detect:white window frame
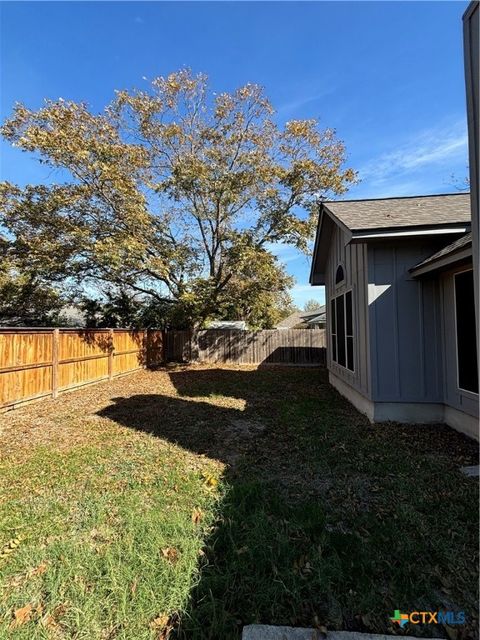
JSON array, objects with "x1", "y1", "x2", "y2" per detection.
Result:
[
  {"x1": 453, "y1": 268, "x2": 479, "y2": 396},
  {"x1": 330, "y1": 288, "x2": 355, "y2": 373}
]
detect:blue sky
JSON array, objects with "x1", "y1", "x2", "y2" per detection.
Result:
[{"x1": 0, "y1": 1, "x2": 470, "y2": 308}]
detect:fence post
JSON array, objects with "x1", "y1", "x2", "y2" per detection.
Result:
[
  {"x1": 108, "y1": 329, "x2": 114, "y2": 380},
  {"x1": 190, "y1": 329, "x2": 199, "y2": 362},
  {"x1": 161, "y1": 329, "x2": 167, "y2": 364},
  {"x1": 52, "y1": 329, "x2": 59, "y2": 399},
  {"x1": 144, "y1": 329, "x2": 149, "y2": 368}
]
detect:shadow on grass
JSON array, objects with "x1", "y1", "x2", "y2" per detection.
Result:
[{"x1": 98, "y1": 367, "x2": 479, "y2": 640}]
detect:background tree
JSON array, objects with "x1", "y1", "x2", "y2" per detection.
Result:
[
  {"x1": 80, "y1": 290, "x2": 183, "y2": 329},
  {"x1": 0, "y1": 70, "x2": 356, "y2": 327},
  {"x1": 275, "y1": 299, "x2": 299, "y2": 323},
  {"x1": 304, "y1": 298, "x2": 323, "y2": 312},
  {"x1": 214, "y1": 248, "x2": 295, "y2": 328},
  {"x1": 0, "y1": 259, "x2": 65, "y2": 327},
  {"x1": 79, "y1": 291, "x2": 143, "y2": 328}
]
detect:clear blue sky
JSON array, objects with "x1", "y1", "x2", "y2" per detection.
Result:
[{"x1": 0, "y1": 1, "x2": 470, "y2": 308}]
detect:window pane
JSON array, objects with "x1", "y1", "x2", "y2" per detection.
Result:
[
  {"x1": 336, "y1": 296, "x2": 346, "y2": 367},
  {"x1": 455, "y1": 270, "x2": 478, "y2": 393},
  {"x1": 331, "y1": 298, "x2": 337, "y2": 363},
  {"x1": 347, "y1": 336, "x2": 354, "y2": 371},
  {"x1": 346, "y1": 291, "x2": 353, "y2": 335},
  {"x1": 335, "y1": 265, "x2": 344, "y2": 284}
]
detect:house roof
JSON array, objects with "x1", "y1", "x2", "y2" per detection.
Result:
[
  {"x1": 322, "y1": 193, "x2": 471, "y2": 232},
  {"x1": 306, "y1": 311, "x2": 326, "y2": 325},
  {"x1": 276, "y1": 307, "x2": 325, "y2": 329},
  {"x1": 310, "y1": 192, "x2": 472, "y2": 285},
  {"x1": 410, "y1": 232, "x2": 473, "y2": 276},
  {"x1": 208, "y1": 320, "x2": 247, "y2": 330}
]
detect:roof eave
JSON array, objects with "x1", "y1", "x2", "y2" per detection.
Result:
[
  {"x1": 463, "y1": 1, "x2": 478, "y2": 21},
  {"x1": 310, "y1": 273, "x2": 326, "y2": 286},
  {"x1": 309, "y1": 205, "x2": 353, "y2": 286},
  {"x1": 349, "y1": 223, "x2": 470, "y2": 242},
  {"x1": 410, "y1": 245, "x2": 473, "y2": 277},
  {"x1": 309, "y1": 207, "x2": 323, "y2": 285}
]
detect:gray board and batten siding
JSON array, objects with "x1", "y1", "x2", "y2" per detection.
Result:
[
  {"x1": 324, "y1": 222, "x2": 371, "y2": 399},
  {"x1": 323, "y1": 224, "x2": 450, "y2": 406},
  {"x1": 367, "y1": 238, "x2": 447, "y2": 405}
]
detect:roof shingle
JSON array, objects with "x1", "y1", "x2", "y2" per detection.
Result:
[{"x1": 323, "y1": 193, "x2": 471, "y2": 231}]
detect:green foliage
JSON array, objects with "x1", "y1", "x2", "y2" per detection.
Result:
[
  {"x1": 0, "y1": 239, "x2": 65, "y2": 326},
  {"x1": 1, "y1": 70, "x2": 356, "y2": 326},
  {"x1": 80, "y1": 291, "x2": 197, "y2": 329},
  {"x1": 80, "y1": 290, "x2": 146, "y2": 329},
  {"x1": 202, "y1": 245, "x2": 296, "y2": 328},
  {"x1": 275, "y1": 300, "x2": 299, "y2": 322}
]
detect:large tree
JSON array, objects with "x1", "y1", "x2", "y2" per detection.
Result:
[{"x1": 0, "y1": 70, "x2": 355, "y2": 326}]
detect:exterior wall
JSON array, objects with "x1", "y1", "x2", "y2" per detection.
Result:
[
  {"x1": 320, "y1": 229, "x2": 478, "y2": 440},
  {"x1": 463, "y1": 2, "x2": 479, "y2": 360},
  {"x1": 325, "y1": 225, "x2": 371, "y2": 398},
  {"x1": 367, "y1": 239, "x2": 446, "y2": 404},
  {"x1": 440, "y1": 265, "x2": 479, "y2": 422}
]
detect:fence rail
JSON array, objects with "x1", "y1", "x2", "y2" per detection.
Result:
[
  {"x1": 0, "y1": 328, "x2": 163, "y2": 410},
  {"x1": 165, "y1": 328, "x2": 326, "y2": 366}
]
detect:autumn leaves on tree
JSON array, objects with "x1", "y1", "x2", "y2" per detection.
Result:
[{"x1": 0, "y1": 70, "x2": 356, "y2": 327}]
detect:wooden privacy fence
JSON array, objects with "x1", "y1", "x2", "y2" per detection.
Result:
[
  {"x1": 0, "y1": 328, "x2": 163, "y2": 410},
  {"x1": 165, "y1": 328, "x2": 326, "y2": 366},
  {"x1": 0, "y1": 327, "x2": 325, "y2": 410}
]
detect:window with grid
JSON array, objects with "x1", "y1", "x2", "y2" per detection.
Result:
[{"x1": 330, "y1": 290, "x2": 354, "y2": 372}]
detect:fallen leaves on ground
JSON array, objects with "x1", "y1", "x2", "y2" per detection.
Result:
[
  {"x1": 202, "y1": 472, "x2": 219, "y2": 490},
  {"x1": 149, "y1": 613, "x2": 175, "y2": 639},
  {"x1": 161, "y1": 547, "x2": 179, "y2": 564},
  {"x1": 191, "y1": 508, "x2": 203, "y2": 525},
  {"x1": 42, "y1": 603, "x2": 67, "y2": 631},
  {"x1": 10, "y1": 603, "x2": 33, "y2": 628},
  {"x1": 0, "y1": 534, "x2": 24, "y2": 563}
]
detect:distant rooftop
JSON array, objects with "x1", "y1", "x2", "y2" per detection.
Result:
[
  {"x1": 208, "y1": 320, "x2": 247, "y2": 330},
  {"x1": 276, "y1": 306, "x2": 326, "y2": 329},
  {"x1": 323, "y1": 193, "x2": 471, "y2": 232}
]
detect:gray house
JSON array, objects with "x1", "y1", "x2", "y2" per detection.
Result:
[{"x1": 309, "y1": 193, "x2": 478, "y2": 440}]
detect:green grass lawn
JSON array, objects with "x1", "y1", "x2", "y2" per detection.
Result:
[{"x1": 0, "y1": 366, "x2": 478, "y2": 639}]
